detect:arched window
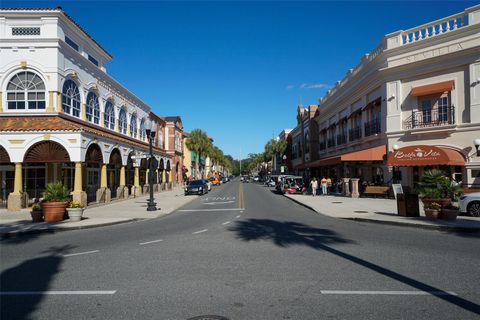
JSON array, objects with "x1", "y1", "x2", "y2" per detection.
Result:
[
  {"x1": 62, "y1": 79, "x2": 81, "y2": 117},
  {"x1": 6, "y1": 71, "x2": 45, "y2": 110},
  {"x1": 139, "y1": 119, "x2": 146, "y2": 140},
  {"x1": 130, "y1": 114, "x2": 137, "y2": 137},
  {"x1": 118, "y1": 109, "x2": 127, "y2": 134},
  {"x1": 86, "y1": 92, "x2": 100, "y2": 124},
  {"x1": 104, "y1": 101, "x2": 115, "y2": 130}
]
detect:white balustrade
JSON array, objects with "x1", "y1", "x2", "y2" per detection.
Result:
[{"x1": 402, "y1": 14, "x2": 468, "y2": 45}]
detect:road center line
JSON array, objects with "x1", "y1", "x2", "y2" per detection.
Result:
[
  {"x1": 139, "y1": 239, "x2": 164, "y2": 245},
  {"x1": 192, "y1": 229, "x2": 208, "y2": 234},
  {"x1": 0, "y1": 290, "x2": 117, "y2": 295},
  {"x1": 178, "y1": 208, "x2": 245, "y2": 212},
  {"x1": 320, "y1": 290, "x2": 458, "y2": 296},
  {"x1": 222, "y1": 221, "x2": 231, "y2": 225},
  {"x1": 62, "y1": 250, "x2": 99, "y2": 257}
]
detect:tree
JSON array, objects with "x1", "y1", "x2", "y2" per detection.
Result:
[
  {"x1": 186, "y1": 129, "x2": 212, "y2": 179},
  {"x1": 264, "y1": 139, "x2": 287, "y2": 162}
]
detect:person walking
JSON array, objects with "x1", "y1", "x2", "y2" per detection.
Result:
[
  {"x1": 326, "y1": 177, "x2": 332, "y2": 194},
  {"x1": 310, "y1": 177, "x2": 318, "y2": 196},
  {"x1": 321, "y1": 176, "x2": 328, "y2": 195}
]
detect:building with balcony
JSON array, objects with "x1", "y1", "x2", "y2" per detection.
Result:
[
  {"x1": 0, "y1": 7, "x2": 184, "y2": 211},
  {"x1": 291, "y1": 4, "x2": 480, "y2": 191}
]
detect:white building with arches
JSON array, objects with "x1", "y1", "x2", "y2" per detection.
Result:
[{"x1": 0, "y1": 7, "x2": 183, "y2": 211}]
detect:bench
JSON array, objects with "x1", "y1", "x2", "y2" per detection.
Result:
[{"x1": 363, "y1": 186, "x2": 391, "y2": 198}]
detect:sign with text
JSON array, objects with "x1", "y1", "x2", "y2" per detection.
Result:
[{"x1": 387, "y1": 145, "x2": 460, "y2": 167}]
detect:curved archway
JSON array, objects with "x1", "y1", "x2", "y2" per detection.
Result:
[
  {"x1": 126, "y1": 152, "x2": 135, "y2": 195},
  {"x1": 165, "y1": 160, "x2": 171, "y2": 184},
  {"x1": 24, "y1": 141, "x2": 70, "y2": 163},
  {"x1": 62, "y1": 79, "x2": 81, "y2": 117},
  {"x1": 108, "y1": 148, "x2": 122, "y2": 198},
  {"x1": 175, "y1": 162, "x2": 180, "y2": 183},
  {"x1": 0, "y1": 145, "x2": 13, "y2": 208},
  {"x1": 85, "y1": 143, "x2": 103, "y2": 203},
  {"x1": 157, "y1": 158, "x2": 165, "y2": 185},
  {"x1": 0, "y1": 145, "x2": 11, "y2": 164}
]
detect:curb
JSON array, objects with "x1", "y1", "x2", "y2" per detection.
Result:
[{"x1": 282, "y1": 194, "x2": 480, "y2": 233}]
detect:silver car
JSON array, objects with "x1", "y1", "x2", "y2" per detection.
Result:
[{"x1": 459, "y1": 192, "x2": 480, "y2": 217}]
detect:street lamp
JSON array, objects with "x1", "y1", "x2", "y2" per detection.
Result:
[
  {"x1": 282, "y1": 154, "x2": 287, "y2": 174},
  {"x1": 392, "y1": 144, "x2": 399, "y2": 184},
  {"x1": 145, "y1": 119, "x2": 157, "y2": 211},
  {"x1": 474, "y1": 139, "x2": 480, "y2": 157}
]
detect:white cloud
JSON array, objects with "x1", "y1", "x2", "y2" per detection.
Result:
[
  {"x1": 307, "y1": 83, "x2": 330, "y2": 89},
  {"x1": 286, "y1": 85, "x2": 295, "y2": 90},
  {"x1": 300, "y1": 83, "x2": 308, "y2": 89}
]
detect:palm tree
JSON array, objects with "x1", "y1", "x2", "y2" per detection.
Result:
[{"x1": 186, "y1": 129, "x2": 212, "y2": 179}]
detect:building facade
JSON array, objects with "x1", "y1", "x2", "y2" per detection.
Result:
[
  {"x1": 289, "y1": 4, "x2": 480, "y2": 192},
  {"x1": 0, "y1": 8, "x2": 183, "y2": 211}
]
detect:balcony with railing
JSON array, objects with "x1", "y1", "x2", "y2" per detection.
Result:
[
  {"x1": 364, "y1": 120, "x2": 381, "y2": 137},
  {"x1": 336, "y1": 133, "x2": 347, "y2": 145},
  {"x1": 327, "y1": 137, "x2": 336, "y2": 148},
  {"x1": 349, "y1": 127, "x2": 362, "y2": 141},
  {"x1": 403, "y1": 106, "x2": 455, "y2": 130}
]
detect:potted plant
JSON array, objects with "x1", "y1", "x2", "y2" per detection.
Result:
[
  {"x1": 41, "y1": 182, "x2": 70, "y2": 223},
  {"x1": 442, "y1": 203, "x2": 459, "y2": 221},
  {"x1": 30, "y1": 203, "x2": 43, "y2": 222},
  {"x1": 416, "y1": 169, "x2": 454, "y2": 208},
  {"x1": 66, "y1": 201, "x2": 85, "y2": 222},
  {"x1": 424, "y1": 202, "x2": 441, "y2": 219}
]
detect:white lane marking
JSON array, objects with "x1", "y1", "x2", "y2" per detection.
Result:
[
  {"x1": 222, "y1": 221, "x2": 231, "y2": 225},
  {"x1": 203, "y1": 201, "x2": 235, "y2": 205},
  {"x1": 236, "y1": 215, "x2": 241, "y2": 218},
  {"x1": 139, "y1": 239, "x2": 164, "y2": 245},
  {"x1": 62, "y1": 250, "x2": 99, "y2": 257},
  {"x1": 178, "y1": 208, "x2": 245, "y2": 212},
  {"x1": 320, "y1": 290, "x2": 458, "y2": 296},
  {"x1": 0, "y1": 290, "x2": 116, "y2": 295},
  {"x1": 240, "y1": 211, "x2": 244, "y2": 213},
  {"x1": 192, "y1": 229, "x2": 208, "y2": 234}
]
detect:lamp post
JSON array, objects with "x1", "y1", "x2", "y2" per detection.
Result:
[
  {"x1": 145, "y1": 119, "x2": 157, "y2": 211},
  {"x1": 392, "y1": 144, "x2": 399, "y2": 184},
  {"x1": 282, "y1": 154, "x2": 287, "y2": 174},
  {"x1": 474, "y1": 139, "x2": 480, "y2": 157}
]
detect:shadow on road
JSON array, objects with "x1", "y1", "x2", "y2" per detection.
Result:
[
  {"x1": 0, "y1": 245, "x2": 74, "y2": 320},
  {"x1": 229, "y1": 218, "x2": 480, "y2": 316}
]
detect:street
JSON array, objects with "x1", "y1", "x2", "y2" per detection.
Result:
[{"x1": 1, "y1": 180, "x2": 479, "y2": 320}]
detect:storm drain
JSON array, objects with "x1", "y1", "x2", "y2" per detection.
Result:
[
  {"x1": 354, "y1": 210, "x2": 369, "y2": 213},
  {"x1": 187, "y1": 316, "x2": 230, "y2": 320}
]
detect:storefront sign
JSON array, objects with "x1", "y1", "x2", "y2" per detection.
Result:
[{"x1": 387, "y1": 145, "x2": 463, "y2": 167}]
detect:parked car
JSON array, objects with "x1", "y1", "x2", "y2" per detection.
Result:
[
  {"x1": 202, "y1": 179, "x2": 212, "y2": 191},
  {"x1": 253, "y1": 176, "x2": 260, "y2": 182},
  {"x1": 281, "y1": 176, "x2": 307, "y2": 194},
  {"x1": 185, "y1": 180, "x2": 208, "y2": 195},
  {"x1": 459, "y1": 192, "x2": 480, "y2": 217}
]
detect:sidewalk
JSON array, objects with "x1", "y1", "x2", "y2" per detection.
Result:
[
  {"x1": 0, "y1": 188, "x2": 197, "y2": 237},
  {"x1": 284, "y1": 194, "x2": 480, "y2": 232}
]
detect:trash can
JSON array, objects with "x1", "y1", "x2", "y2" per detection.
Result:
[{"x1": 397, "y1": 193, "x2": 419, "y2": 217}]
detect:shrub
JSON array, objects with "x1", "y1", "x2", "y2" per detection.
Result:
[
  {"x1": 68, "y1": 201, "x2": 84, "y2": 209},
  {"x1": 416, "y1": 169, "x2": 462, "y2": 200},
  {"x1": 31, "y1": 203, "x2": 42, "y2": 211},
  {"x1": 424, "y1": 202, "x2": 441, "y2": 210},
  {"x1": 42, "y1": 182, "x2": 70, "y2": 203}
]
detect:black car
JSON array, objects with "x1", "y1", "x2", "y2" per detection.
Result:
[{"x1": 185, "y1": 180, "x2": 208, "y2": 195}]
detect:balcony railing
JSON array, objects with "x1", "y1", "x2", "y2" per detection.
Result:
[
  {"x1": 319, "y1": 141, "x2": 326, "y2": 151},
  {"x1": 403, "y1": 106, "x2": 455, "y2": 130},
  {"x1": 336, "y1": 133, "x2": 347, "y2": 145},
  {"x1": 327, "y1": 137, "x2": 336, "y2": 148},
  {"x1": 364, "y1": 120, "x2": 381, "y2": 137},
  {"x1": 349, "y1": 127, "x2": 362, "y2": 141}
]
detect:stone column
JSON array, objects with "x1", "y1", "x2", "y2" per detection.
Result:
[
  {"x1": 72, "y1": 162, "x2": 87, "y2": 207},
  {"x1": 351, "y1": 178, "x2": 360, "y2": 198},
  {"x1": 8, "y1": 163, "x2": 24, "y2": 211},
  {"x1": 97, "y1": 163, "x2": 111, "y2": 203},
  {"x1": 133, "y1": 167, "x2": 140, "y2": 197},
  {"x1": 162, "y1": 170, "x2": 167, "y2": 190},
  {"x1": 117, "y1": 165, "x2": 126, "y2": 199},
  {"x1": 343, "y1": 178, "x2": 351, "y2": 197},
  {"x1": 100, "y1": 112, "x2": 105, "y2": 128},
  {"x1": 81, "y1": 103, "x2": 87, "y2": 121}
]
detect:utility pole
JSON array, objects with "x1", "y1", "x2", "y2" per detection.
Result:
[{"x1": 239, "y1": 147, "x2": 242, "y2": 176}]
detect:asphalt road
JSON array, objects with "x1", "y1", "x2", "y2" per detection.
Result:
[{"x1": 1, "y1": 180, "x2": 480, "y2": 320}]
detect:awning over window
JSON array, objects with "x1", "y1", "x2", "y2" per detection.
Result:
[
  {"x1": 410, "y1": 80, "x2": 454, "y2": 97},
  {"x1": 296, "y1": 145, "x2": 386, "y2": 169},
  {"x1": 387, "y1": 145, "x2": 465, "y2": 167}
]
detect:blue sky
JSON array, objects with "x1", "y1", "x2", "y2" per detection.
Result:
[{"x1": 5, "y1": 1, "x2": 477, "y2": 159}]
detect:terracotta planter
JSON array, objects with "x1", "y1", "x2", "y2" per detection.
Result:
[
  {"x1": 30, "y1": 210, "x2": 43, "y2": 223},
  {"x1": 421, "y1": 198, "x2": 452, "y2": 208},
  {"x1": 441, "y1": 208, "x2": 459, "y2": 221},
  {"x1": 42, "y1": 202, "x2": 67, "y2": 223},
  {"x1": 424, "y1": 209, "x2": 440, "y2": 220}
]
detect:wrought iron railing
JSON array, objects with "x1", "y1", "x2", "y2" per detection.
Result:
[
  {"x1": 349, "y1": 127, "x2": 362, "y2": 141},
  {"x1": 336, "y1": 133, "x2": 347, "y2": 145},
  {"x1": 327, "y1": 137, "x2": 336, "y2": 148},
  {"x1": 364, "y1": 120, "x2": 381, "y2": 136},
  {"x1": 403, "y1": 106, "x2": 455, "y2": 129}
]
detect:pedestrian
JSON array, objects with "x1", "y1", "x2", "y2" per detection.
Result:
[
  {"x1": 321, "y1": 177, "x2": 328, "y2": 195},
  {"x1": 310, "y1": 177, "x2": 318, "y2": 196},
  {"x1": 326, "y1": 176, "x2": 332, "y2": 194}
]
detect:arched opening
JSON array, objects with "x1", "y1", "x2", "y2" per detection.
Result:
[
  {"x1": 62, "y1": 79, "x2": 81, "y2": 117},
  {"x1": 108, "y1": 148, "x2": 122, "y2": 198},
  {"x1": 23, "y1": 141, "x2": 72, "y2": 202},
  {"x1": 126, "y1": 153, "x2": 135, "y2": 195},
  {"x1": 140, "y1": 158, "x2": 148, "y2": 188},
  {"x1": 158, "y1": 158, "x2": 165, "y2": 184},
  {"x1": 6, "y1": 70, "x2": 46, "y2": 110},
  {"x1": 85, "y1": 143, "x2": 103, "y2": 203},
  {"x1": 0, "y1": 145, "x2": 14, "y2": 208},
  {"x1": 175, "y1": 162, "x2": 180, "y2": 183},
  {"x1": 165, "y1": 160, "x2": 171, "y2": 183}
]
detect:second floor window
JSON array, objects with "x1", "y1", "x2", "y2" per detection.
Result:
[
  {"x1": 62, "y1": 80, "x2": 81, "y2": 117},
  {"x1": 104, "y1": 101, "x2": 115, "y2": 130},
  {"x1": 421, "y1": 99, "x2": 432, "y2": 124},
  {"x1": 86, "y1": 92, "x2": 100, "y2": 124},
  {"x1": 438, "y1": 96, "x2": 448, "y2": 123},
  {"x1": 140, "y1": 119, "x2": 146, "y2": 140},
  {"x1": 118, "y1": 109, "x2": 127, "y2": 134},
  {"x1": 6, "y1": 71, "x2": 45, "y2": 110},
  {"x1": 130, "y1": 115, "x2": 137, "y2": 137}
]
